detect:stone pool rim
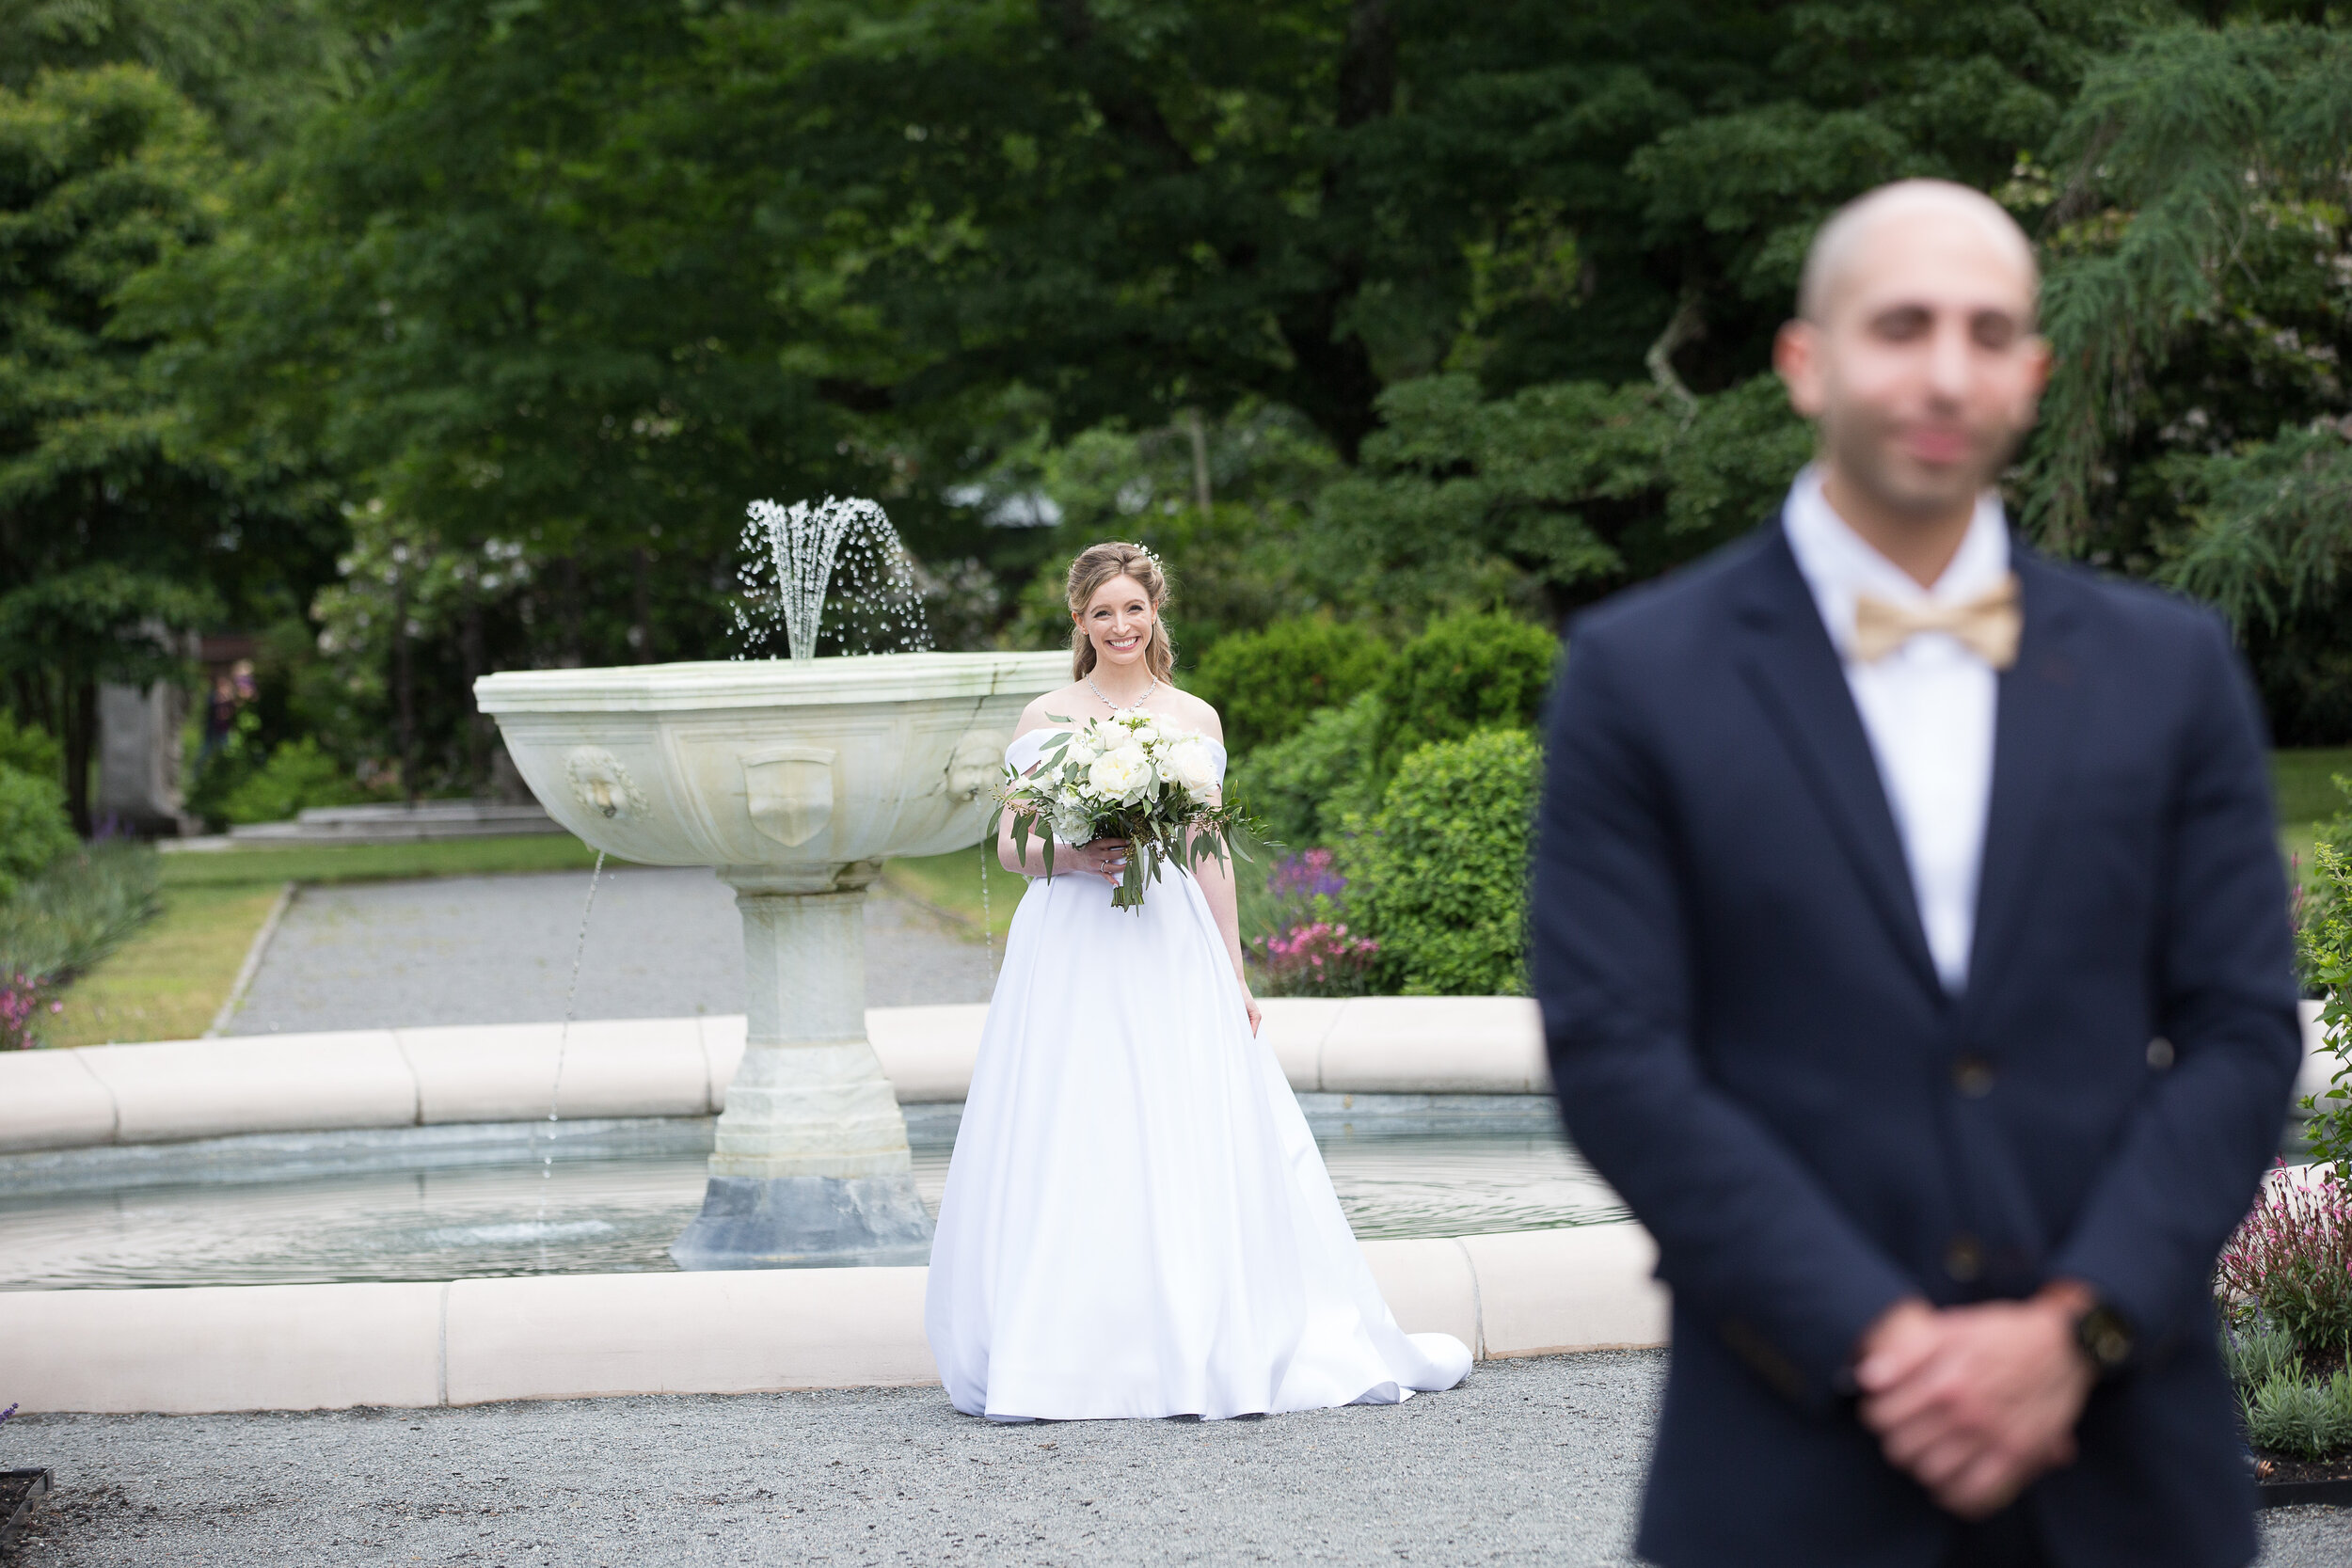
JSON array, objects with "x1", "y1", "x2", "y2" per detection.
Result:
[
  {"x1": 0, "y1": 1225, "x2": 1670, "y2": 1415},
  {"x1": 0, "y1": 996, "x2": 1559, "y2": 1157}
]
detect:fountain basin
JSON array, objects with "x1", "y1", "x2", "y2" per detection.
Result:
[{"x1": 475, "y1": 653, "x2": 1066, "y2": 888}]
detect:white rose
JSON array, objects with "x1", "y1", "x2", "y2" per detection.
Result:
[
  {"x1": 1065, "y1": 740, "x2": 1099, "y2": 767},
  {"x1": 1166, "y1": 736, "x2": 1220, "y2": 795},
  {"x1": 1089, "y1": 747, "x2": 1152, "y2": 802},
  {"x1": 1129, "y1": 720, "x2": 1161, "y2": 746}
]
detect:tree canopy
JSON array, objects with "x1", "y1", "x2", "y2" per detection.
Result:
[{"x1": 5, "y1": 0, "x2": 2350, "y2": 800}]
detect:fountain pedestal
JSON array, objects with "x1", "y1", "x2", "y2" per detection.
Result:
[{"x1": 672, "y1": 865, "x2": 933, "y2": 1268}]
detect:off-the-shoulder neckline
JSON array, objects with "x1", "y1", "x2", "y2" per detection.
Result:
[{"x1": 1007, "y1": 727, "x2": 1226, "y2": 752}]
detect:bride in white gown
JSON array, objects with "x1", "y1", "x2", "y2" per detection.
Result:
[{"x1": 925, "y1": 541, "x2": 1471, "y2": 1422}]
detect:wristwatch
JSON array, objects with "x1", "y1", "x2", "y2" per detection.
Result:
[{"x1": 2073, "y1": 1299, "x2": 2135, "y2": 1375}]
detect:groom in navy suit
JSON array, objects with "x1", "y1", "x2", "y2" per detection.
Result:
[{"x1": 1532, "y1": 180, "x2": 2301, "y2": 1566}]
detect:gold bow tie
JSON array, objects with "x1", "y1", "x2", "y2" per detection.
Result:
[{"x1": 1851, "y1": 574, "x2": 2022, "y2": 669}]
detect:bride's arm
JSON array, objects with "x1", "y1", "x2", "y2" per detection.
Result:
[
  {"x1": 1177, "y1": 695, "x2": 1260, "y2": 1034},
  {"x1": 1190, "y1": 803, "x2": 1262, "y2": 1037}
]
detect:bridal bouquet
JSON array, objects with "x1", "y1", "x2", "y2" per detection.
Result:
[{"x1": 991, "y1": 713, "x2": 1253, "y2": 911}]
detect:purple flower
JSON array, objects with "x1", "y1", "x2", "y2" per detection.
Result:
[{"x1": 1269, "y1": 849, "x2": 1346, "y2": 901}]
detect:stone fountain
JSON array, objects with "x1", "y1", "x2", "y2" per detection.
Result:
[{"x1": 474, "y1": 501, "x2": 1062, "y2": 1268}]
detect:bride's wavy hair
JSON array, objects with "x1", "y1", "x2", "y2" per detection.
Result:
[{"x1": 1066, "y1": 542, "x2": 1176, "y2": 683}]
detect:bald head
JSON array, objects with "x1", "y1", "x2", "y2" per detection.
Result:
[
  {"x1": 1773, "y1": 178, "x2": 2052, "y2": 579},
  {"x1": 1798, "y1": 180, "x2": 2040, "y2": 327}
]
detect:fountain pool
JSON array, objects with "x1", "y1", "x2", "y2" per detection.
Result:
[{"x1": 0, "y1": 1099, "x2": 1628, "y2": 1291}]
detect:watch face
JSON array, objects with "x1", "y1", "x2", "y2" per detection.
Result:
[{"x1": 2079, "y1": 1306, "x2": 2133, "y2": 1369}]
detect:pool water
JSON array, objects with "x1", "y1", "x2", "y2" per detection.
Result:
[{"x1": 0, "y1": 1099, "x2": 1628, "y2": 1291}]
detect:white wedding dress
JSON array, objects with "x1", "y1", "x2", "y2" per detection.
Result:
[{"x1": 924, "y1": 728, "x2": 1471, "y2": 1421}]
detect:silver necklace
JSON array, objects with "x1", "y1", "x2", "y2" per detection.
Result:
[{"x1": 1086, "y1": 671, "x2": 1157, "y2": 712}]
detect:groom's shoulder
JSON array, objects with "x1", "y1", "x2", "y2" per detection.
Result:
[{"x1": 2021, "y1": 550, "x2": 2235, "y2": 666}]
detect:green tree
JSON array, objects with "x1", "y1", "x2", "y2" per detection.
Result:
[
  {"x1": 0, "y1": 66, "x2": 238, "y2": 829},
  {"x1": 2017, "y1": 21, "x2": 2352, "y2": 742},
  {"x1": 0, "y1": 565, "x2": 213, "y2": 831},
  {"x1": 1314, "y1": 372, "x2": 1810, "y2": 622},
  {"x1": 719, "y1": 1, "x2": 2143, "y2": 454},
  {"x1": 981, "y1": 400, "x2": 1343, "y2": 663},
  {"x1": 0, "y1": 0, "x2": 361, "y2": 157},
  {"x1": 156, "y1": 0, "x2": 886, "y2": 730}
]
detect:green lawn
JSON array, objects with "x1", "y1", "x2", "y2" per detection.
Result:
[
  {"x1": 882, "y1": 845, "x2": 1015, "y2": 942},
  {"x1": 44, "y1": 881, "x2": 286, "y2": 1047},
  {"x1": 2271, "y1": 750, "x2": 2348, "y2": 898},
  {"x1": 2274, "y1": 748, "x2": 2352, "y2": 829},
  {"x1": 158, "y1": 832, "x2": 611, "y2": 891}
]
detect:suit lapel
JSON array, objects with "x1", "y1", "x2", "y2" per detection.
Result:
[
  {"x1": 1731, "y1": 524, "x2": 1946, "y2": 1002},
  {"x1": 1962, "y1": 550, "x2": 2090, "y2": 1013}
]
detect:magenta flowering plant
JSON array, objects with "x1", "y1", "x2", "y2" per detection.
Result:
[
  {"x1": 1, "y1": 972, "x2": 58, "y2": 1051},
  {"x1": 2217, "y1": 1164, "x2": 2352, "y2": 1366},
  {"x1": 1249, "y1": 848, "x2": 1387, "y2": 996},
  {"x1": 1253, "y1": 920, "x2": 1380, "y2": 998}
]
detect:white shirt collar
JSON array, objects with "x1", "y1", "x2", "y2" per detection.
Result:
[{"x1": 1781, "y1": 464, "x2": 2011, "y2": 660}]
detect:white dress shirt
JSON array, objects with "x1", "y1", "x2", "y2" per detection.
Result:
[{"x1": 1781, "y1": 465, "x2": 2009, "y2": 993}]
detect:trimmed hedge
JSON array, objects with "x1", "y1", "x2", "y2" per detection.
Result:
[
  {"x1": 1373, "y1": 611, "x2": 1556, "y2": 778},
  {"x1": 1345, "y1": 727, "x2": 1540, "y2": 995},
  {"x1": 220, "y1": 736, "x2": 368, "y2": 825},
  {"x1": 1187, "y1": 616, "x2": 1391, "y2": 754},
  {"x1": 0, "y1": 764, "x2": 76, "y2": 902},
  {"x1": 0, "y1": 713, "x2": 60, "y2": 784},
  {"x1": 1228, "y1": 690, "x2": 1383, "y2": 850}
]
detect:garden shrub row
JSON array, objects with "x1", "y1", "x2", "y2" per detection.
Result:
[
  {"x1": 1343, "y1": 727, "x2": 1542, "y2": 996},
  {"x1": 0, "y1": 764, "x2": 75, "y2": 903},
  {"x1": 1188, "y1": 618, "x2": 1390, "y2": 756},
  {"x1": 1221, "y1": 609, "x2": 1556, "y2": 998},
  {"x1": 0, "y1": 713, "x2": 165, "y2": 1046},
  {"x1": 2217, "y1": 840, "x2": 2352, "y2": 1467}
]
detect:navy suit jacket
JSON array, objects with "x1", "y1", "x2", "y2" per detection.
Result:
[{"x1": 1530, "y1": 518, "x2": 2301, "y2": 1567}]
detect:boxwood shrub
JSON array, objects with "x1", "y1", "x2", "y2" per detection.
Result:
[
  {"x1": 0, "y1": 764, "x2": 75, "y2": 902},
  {"x1": 1187, "y1": 617, "x2": 1391, "y2": 754},
  {"x1": 1344, "y1": 727, "x2": 1540, "y2": 995},
  {"x1": 1373, "y1": 612, "x2": 1556, "y2": 779},
  {"x1": 220, "y1": 736, "x2": 369, "y2": 826},
  {"x1": 1227, "y1": 690, "x2": 1382, "y2": 850}
]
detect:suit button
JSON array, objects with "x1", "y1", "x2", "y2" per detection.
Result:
[
  {"x1": 1945, "y1": 1234, "x2": 1984, "y2": 1283},
  {"x1": 2147, "y1": 1037, "x2": 2175, "y2": 1070},
  {"x1": 1951, "y1": 1054, "x2": 1995, "y2": 1098}
]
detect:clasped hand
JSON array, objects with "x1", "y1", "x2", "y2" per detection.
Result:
[
  {"x1": 1061, "y1": 835, "x2": 1131, "y2": 885},
  {"x1": 1851, "y1": 1286, "x2": 2096, "y2": 1518}
]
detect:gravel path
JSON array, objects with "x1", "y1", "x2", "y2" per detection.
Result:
[
  {"x1": 221, "y1": 867, "x2": 993, "y2": 1035},
  {"x1": 0, "y1": 1353, "x2": 2342, "y2": 1566}
]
